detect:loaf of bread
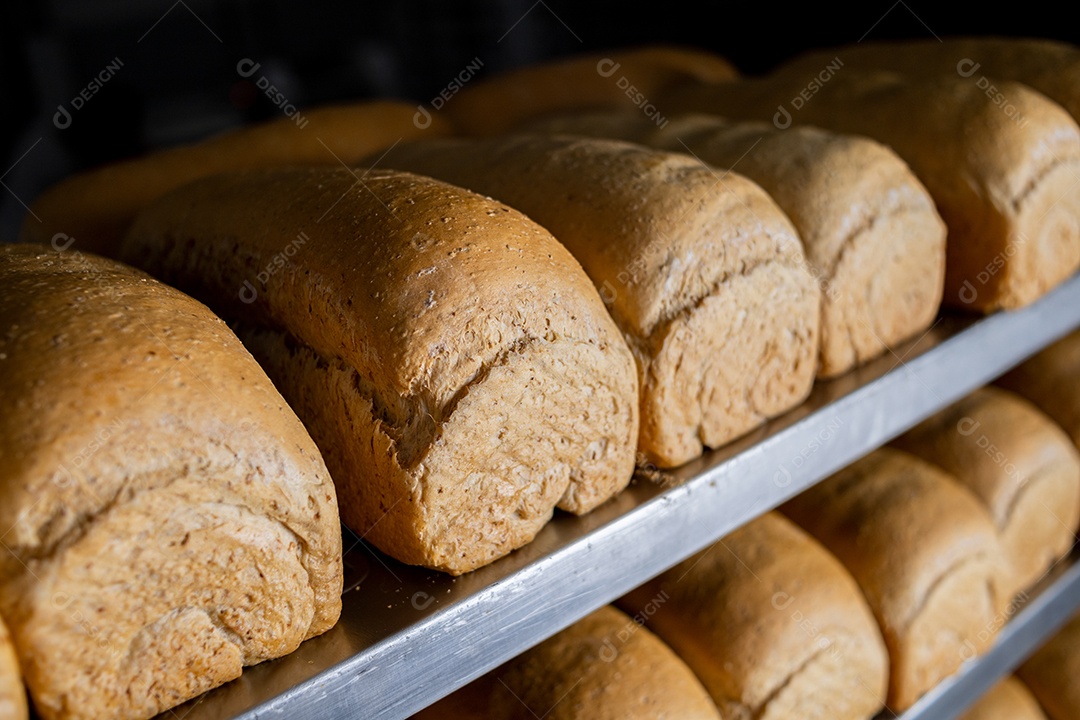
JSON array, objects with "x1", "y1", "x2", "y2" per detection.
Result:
[
  {"x1": 120, "y1": 167, "x2": 639, "y2": 574},
  {"x1": 662, "y1": 71, "x2": 1080, "y2": 311},
  {"x1": 998, "y1": 329, "x2": 1080, "y2": 449},
  {"x1": 894, "y1": 387, "x2": 1080, "y2": 598},
  {"x1": 376, "y1": 134, "x2": 820, "y2": 467},
  {"x1": 0, "y1": 244, "x2": 343, "y2": 720},
  {"x1": 19, "y1": 100, "x2": 452, "y2": 256},
  {"x1": 781, "y1": 448, "x2": 1012, "y2": 710},
  {"x1": 959, "y1": 676, "x2": 1048, "y2": 720},
  {"x1": 412, "y1": 605, "x2": 722, "y2": 719},
  {"x1": 526, "y1": 112, "x2": 946, "y2": 378},
  {"x1": 779, "y1": 37, "x2": 1080, "y2": 124},
  {"x1": 1017, "y1": 612, "x2": 1080, "y2": 720},
  {"x1": 0, "y1": 615, "x2": 26, "y2": 720},
  {"x1": 446, "y1": 45, "x2": 736, "y2": 136},
  {"x1": 618, "y1": 511, "x2": 888, "y2": 719}
]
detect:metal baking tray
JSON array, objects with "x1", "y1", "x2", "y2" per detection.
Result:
[{"x1": 169, "y1": 273, "x2": 1080, "y2": 720}]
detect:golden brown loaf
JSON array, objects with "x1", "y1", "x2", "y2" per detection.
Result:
[
  {"x1": 377, "y1": 134, "x2": 820, "y2": 467},
  {"x1": 998, "y1": 329, "x2": 1080, "y2": 450},
  {"x1": 1017, "y1": 612, "x2": 1080, "y2": 720},
  {"x1": 781, "y1": 448, "x2": 1012, "y2": 711},
  {"x1": 446, "y1": 45, "x2": 737, "y2": 135},
  {"x1": 780, "y1": 37, "x2": 1080, "y2": 124},
  {"x1": 662, "y1": 71, "x2": 1080, "y2": 311},
  {"x1": 958, "y1": 676, "x2": 1048, "y2": 720},
  {"x1": 619, "y1": 512, "x2": 889, "y2": 720},
  {"x1": 413, "y1": 606, "x2": 722, "y2": 719},
  {"x1": 894, "y1": 387, "x2": 1080, "y2": 598},
  {"x1": 0, "y1": 244, "x2": 343, "y2": 720},
  {"x1": 0, "y1": 615, "x2": 26, "y2": 720},
  {"x1": 20, "y1": 100, "x2": 452, "y2": 256},
  {"x1": 120, "y1": 167, "x2": 639, "y2": 574},
  {"x1": 526, "y1": 111, "x2": 946, "y2": 378}
]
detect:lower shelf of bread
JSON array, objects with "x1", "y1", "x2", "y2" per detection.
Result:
[
  {"x1": 167, "y1": 274, "x2": 1080, "y2": 720},
  {"x1": 881, "y1": 547, "x2": 1080, "y2": 720}
]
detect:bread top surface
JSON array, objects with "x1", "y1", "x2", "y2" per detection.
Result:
[
  {"x1": 622, "y1": 511, "x2": 888, "y2": 717},
  {"x1": 1018, "y1": 612, "x2": 1080, "y2": 720},
  {"x1": 959, "y1": 676, "x2": 1048, "y2": 720},
  {"x1": 0, "y1": 244, "x2": 341, "y2": 584},
  {"x1": 120, "y1": 166, "x2": 635, "y2": 468},
  {"x1": 781, "y1": 447, "x2": 1008, "y2": 631},
  {"x1": 896, "y1": 387, "x2": 1080, "y2": 523},
  {"x1": 661, "y1": 69, "x2": 1080, "y2": 212},
  {"x1": 780, "y1": 36, "x2": 1080, "y2": 120},
  {"x1": 20, "y1": 100, "x2": 453, "y2": 255},
  {"x1": 447, "y1": 45, "x2": 737, "y2": 135},
  {"x1": 489, "y1": 605, "x2": 721, "y2": 720},
  {"x1": 998, "y1": 329, "x2": 1080, "y2": 448},
  {"x1": 378, "y1": 133, "x2": 807, "y2": 341},
  {"x1": 528, "y1": 111, "x2": 940, "y2": 276}
]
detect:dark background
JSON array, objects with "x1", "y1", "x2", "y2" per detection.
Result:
[{"x1": 3, "y1": 0, "x2": 1079, "y2": 239}]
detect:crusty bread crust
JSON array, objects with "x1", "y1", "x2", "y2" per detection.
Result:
[
  {"x1": 895, "y1": 387, "x2": 1080, "y2": 598},
  {"x1": 377, "y1": 134, "x2": 820, "y2": 466},
  {"x1": 1018, "y1": 613, "x2": 1080, "y2": 720},
  {"x1": 526, "y1": 112, "x2": 946, "y2": 378},
  {"x1": 781, "y1": 37, "x2": 1080, "y2": 125},
  {"x1": 959, "y1": 676, "x2": 1048, "y2": 720},
  {"x1": 619, "y1": 512, "x2": 888, "y2": 720},
  {"x1": 0, "y1": 245, "x2": 342, "y2": 720},
  {"x1": 782, "y1": 448, "x2": 1012, "y2": 710},
  {"x1": 447, "y1": 45, "x2": 737, "y2": 136},
  {"x1": 120, "y1": 167, "x2": 639, "y2": 574},
  {"x1": 663, "y1": 71, "x2": 1080, "y2": 311},
  {"x1": 414, "y1": 606, "x2": 723, "y2": 719},
  {"x1": 998, "y1": 329, "x2": 1080, "y2": 451}
]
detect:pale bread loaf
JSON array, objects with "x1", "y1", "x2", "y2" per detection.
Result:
[
  {"x1": 894, "y1": 387, "x2": 1080, "y2": 598},
  {"x1": 120, "y1": 167, "x2": 639, "y2": 574},
  {"x1": 377, "y1": 134, "x2": 820, "y2": 467},
  {"x1": 412, "y1": 606, "x2": 722, "y2": 719},
  {"x1": 526, "y1": 111, "x2": 946, "y2": 377},
  {"x1": 781, "y1": 448, "x2": 1013, "y2": 710},
  {"x1": 446, "y1": 45, "x2": 736, "y2": 136},
  {"x1": 1017, "y1": 612, "x2": 1080, "y2": 720},
  {"x1": 20, "y1": 101, "x2": 452, "y2": 256},
  {"x1": 959, "y1": 676, "x2": 1048, "y2": 720},
  {"x1": 780, "y1": 37, "x2": 1080, "y2": 124},
  {"x1": 0, "y1": 615, "x2": 26, "y2": 720},
  {"x1": 998, "y1": 329, "x2": 1080, "y2": 450},
  {"x1": 619, "y1": 512, "x2": 889, "y2": 720},
  {"x1": 662, "y1": 71, "x2": 1080, "y2": 311},
  {"x1": 0, "y1": 244, "x2": 342, "y2": 720}
]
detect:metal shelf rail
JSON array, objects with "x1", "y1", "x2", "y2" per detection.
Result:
[{"x1": 172, "y1": 274, "x2": 1080, "y2": 720}]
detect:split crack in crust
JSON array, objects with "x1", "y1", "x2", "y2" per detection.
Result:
[{"x1": 119, "y1": 167, "x2": 639, "y2": 574}]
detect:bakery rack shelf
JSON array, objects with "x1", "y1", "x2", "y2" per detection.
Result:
[{"x1": 173, "y1": 273, "x2": 1080, "y2": 720}]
